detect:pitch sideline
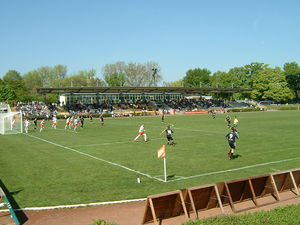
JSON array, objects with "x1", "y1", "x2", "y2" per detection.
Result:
[
  {"x1": 24, "y1": 133, "x2": 164, "y2": 182},
  {"x1": 171, "y1": 155, "x2": 300, "y2": 182}
]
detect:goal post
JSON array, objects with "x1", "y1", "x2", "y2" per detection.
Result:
[{"x1": 0, "y1": 103, "x2": 23, "y2": 135}]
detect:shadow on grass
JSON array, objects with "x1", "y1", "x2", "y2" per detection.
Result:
[
  {"x1": 232, "y1": 154, "x2": 242, "y2": 159},
  {"x1": 167, "y1": 174, "x2": 176, "y2": 180},
  {"x1": 0, "y1": 179, "x2": 28, "y2": 225}
]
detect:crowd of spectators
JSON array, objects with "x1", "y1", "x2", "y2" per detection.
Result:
[
  {"x1": 15, "y1": 97, "x2": 248, "y2": 117},
  {"x1": 15, "y1": 101, "x2": 58, "y2": 118},
  {"x1": 64, "y1": 98, "x2": 231, "y2": 113},
  {"x1": 156, "y1": 98, "x2": 230, "y2": 111}
]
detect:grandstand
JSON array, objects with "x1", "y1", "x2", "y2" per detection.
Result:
[{"x1": 35, "y1": 86, "x2": 252, "y2": 116}]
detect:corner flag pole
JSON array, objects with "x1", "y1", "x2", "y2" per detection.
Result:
[
  {"x1": 163, "y1": 156, "x2": 167, "y2": 182},
  {"x1": 157, "y1": 144, "x2": 167, "y2": 182}
]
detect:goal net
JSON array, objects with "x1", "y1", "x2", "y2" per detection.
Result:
[{"x1": 0, "y1": 103, "x2": 22, "y2": 135}]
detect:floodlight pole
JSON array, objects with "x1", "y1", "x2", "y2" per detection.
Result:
[{"x1": 164, "y1": 157, "x2": 167, "y2": 182}]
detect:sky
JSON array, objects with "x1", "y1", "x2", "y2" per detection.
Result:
[{"x1": 1, "y1": 0, "x2": 300, "y2": 82}]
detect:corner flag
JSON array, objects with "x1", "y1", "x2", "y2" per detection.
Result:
[{"x1": 157, "y1": 145, "x2": 166, "y2": 159}]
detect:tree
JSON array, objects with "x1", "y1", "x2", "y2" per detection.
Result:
[
  {"x1": 24, "y1": 65, "x2": 68, "y2": 88},
  {"x1": 61, "y1": 69, "x2": 105, "y2": 87},
  {"x1": 104, "y1": 73, "x2": 126, "y2": 86},
  {"x1": 243, "y1": 62, "x2": 269, "y2": 88},
  {"x1": 144, "y1": 61, "x2": 162, "y2": 87},
  {"x1": 211, "y1": 71, "x2": 234, "y2": 88},
  {"x1": 251, "y1": 67, "x2": 295, "y2": 102},
  {"x1": 2, "y1": 70, "x2": 29, "y2": 101},
  {"x1": 3, "y1": 70, "x2": 22, "y2": 83},
  {"x1": 2, "y1": 70, "x2": 25, "y2": 90},
  {"x1": 183, "y1": 68, "x2": 211, "y2": 87},
  {"x1": 163, "y1": 79, "x2": 183, "y2": 87},
  {"x1": 50, "y1": 65, "x2": 67, "y2": 87},
  {"x1": 23, "y1": 71, "x2": 43, "y2": 95},
  {"x1": 102, "y1": 61, "x2": 162, "y2": 87},
  {"x1": 283, "y1": 62, "x2": 300, "y2": 100},
  {"x1": 0, "y1": 84, "x2": 17, "y2": 103},
  {"x1": 210, "y1": 71, "x2": 234, "y2": 99}
]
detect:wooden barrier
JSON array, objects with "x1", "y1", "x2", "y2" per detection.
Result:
[
  {"x1": 291, "y1": 168, "x2": 300, "y2": 191},
  {"x1": 271, "y1": 169, "x2": 300, "y2": 197},
  {"x1": 186, "y1": 183, "x2": 224, "y2": 218},
  {"x1": 142, "y1": 190, "x2": 188, "y2": 225},
  {"x1": 142, "y1": 168, "x2": 300, "y2": 224}
]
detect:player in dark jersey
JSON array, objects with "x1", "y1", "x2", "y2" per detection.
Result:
[
  {"x1": 225, "y1": 127, "x2": 239, "y2": 160},
  {"x1": 80, "y1": 116, "x2": 84, "y2": 128},
  {"x1": 33, "y1": 118, "x2": 38, "y2": 130},
  {"x1": 225, "y1": 115, "x2": 231, "y2": 128},
  {"x1": 160, "y1": 125, "x2": 175, "y2": 146},
  {"x1": 161, "y1": 110, "x2": 165, "y2": 123},
  {"x1": 100, "y1": 114, "x2": 104, "y2": 126}
]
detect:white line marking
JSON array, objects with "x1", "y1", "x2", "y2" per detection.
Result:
[
  {"x1": 169, "y1": 156, "x2": 300, "y2": 182},
  {"x1": 69, "y1": 137, "x2": 165, "y2": 148},
  {"x1": 24, "y1": 133, "x2": 164, "y2": 182},
  {"x1": 0, "y1": 198, "x2": 146, "y2": 212},
  {"x1": 69, "y1": 134, "x2": 200, "y2": 148},
  {"x1": 148, "y1": 124, "x2": 221, "y2": 134}
]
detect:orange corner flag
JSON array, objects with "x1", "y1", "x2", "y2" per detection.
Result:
[{"x1": 157, "y1": 145, "x2": 166, "y2": 159}]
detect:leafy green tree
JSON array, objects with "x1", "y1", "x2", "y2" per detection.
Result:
[
  {"x1": 211, "y1": 71, "x2": 235, "y2": 88},
  {"x1": 243, "y1": 62, "x2": 269, "y2": 87},
  {"x1": 283, "y1": 62, "x2": 300, "y2": 100},
  {"x1": 104, "y1": 73, "x2": 125, "y2": 86},
  {"x1": 61, "y1": 70, "x2": 105, "y2": 87},
  {"x1": 103, "y1": 61, "x2": 126, "y2": 86},
  {"x1": 3, "y1": 70, "x2": 22, "y2": 82},
  {"x1": 24, "y1": 65, "x2": 68, "y2": 88},
  {"x1": 50, "y1": 65, "x2": 67, "y2": 87},
  {"x1": 183, "y1": 68, "x2": 211, "y2": 87},
  {"x1": 0, "y1": 84, "x2": 17, "y2": 103},
  {"x1": 251, "y1": 67, "x2": 295, "y2": 102},
  {"x1": 23, "y1": 71, "x2": 43, "y2": 95},
  {"x1": 2, "y1": 70, "x2": 29, "y2": 101},
  {"x1": 163, "y1": 79, "x2": 183, "y2": 87}
]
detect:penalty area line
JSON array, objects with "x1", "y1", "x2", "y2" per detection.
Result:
[
  {"x1": 170, "y1": 156, "x2": 300, "y2": 182},
  {"x1": 24, "y1": 133, "x2": 164, "y2": 182}
]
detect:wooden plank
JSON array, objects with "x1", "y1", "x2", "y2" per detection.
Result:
[
  {"x1": 290, "y1": 171, "x2": 300, "y2": 195},
  {"x1": 214, "y1": 184, "x2": 224, "y2": 214},
  {"x1": 187, "y1": 189, "x2": 198, "y2": 218},
  {"x1": 149, "y1": 198, "x2": 159, "y2": 225},
  {"x1": 179, "y1": 190, "x2": 189, "y2": 220},
  {"x1": 270, "y1": 175, "x2": 281, "y2": 201},
  {"x1": 248, "y1": 179, "x2": 258, "y2": 206},
  {"x1": 224, "y1": 182, "x2": 236, "y2": 212}
]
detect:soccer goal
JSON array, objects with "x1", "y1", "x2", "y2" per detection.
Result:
[{"x1": 0, "y1": 103, "x2": 22, "y2": 135}]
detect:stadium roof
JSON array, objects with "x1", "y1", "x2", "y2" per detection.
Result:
[{"x1": 37, "y1": 87, "x2": 252, "y2": 95}]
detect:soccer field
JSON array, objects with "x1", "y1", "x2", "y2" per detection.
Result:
[{"x1": 0, "y1": 110, "x2": 299, "y2": 208}]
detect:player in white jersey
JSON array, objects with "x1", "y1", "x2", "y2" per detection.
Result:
[
  {"x1": 133, "y1": 124, "x2": 147, "y2": 142},
  {"x1": 65, "y1": 117, "x2": 70, "y2": 129},
  {"x1": 52, "y1": 116, "x2": 58, "y2": 129},
  {"x1": 70, "y1": 116, "x2": 74, "y2": 128},
  {"x1": 24, "y1": 119, "x2": 30, "y2": 133},
  {"x1": 73, "y1": 118, "x2": 79, "y2": 131},
  {"x1": 40, "y1": 119, "x2": 45, "y2": 132},
  {"x1": 11, "y1": 119, "x2": 16, "y2": 129}
]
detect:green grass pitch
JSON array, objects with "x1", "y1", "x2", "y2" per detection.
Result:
[{"x1": 0, "y1": 110, "x2": 299, "y2": 208}]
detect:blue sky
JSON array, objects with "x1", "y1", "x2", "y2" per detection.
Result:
[{"x1": 1, "y1": 0, "x2": 300, "y2": 82}]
